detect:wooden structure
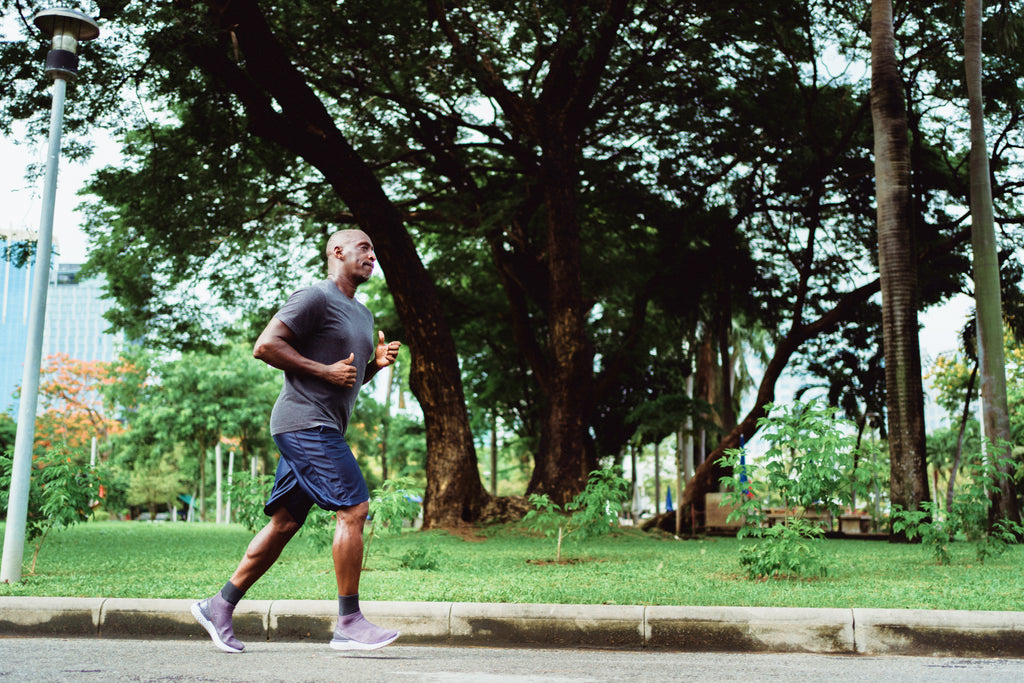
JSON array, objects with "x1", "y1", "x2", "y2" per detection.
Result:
[{"x1": 704, "y1": 493, "x2": 744, "y2": 531}]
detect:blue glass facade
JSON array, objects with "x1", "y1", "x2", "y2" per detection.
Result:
[{"x1": 1, "y1": 233, "x2": 121, "y2": 416}]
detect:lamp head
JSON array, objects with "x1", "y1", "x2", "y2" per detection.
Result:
[{"x1": 33, "y1": 8, "x2": 99, "y2": 80}]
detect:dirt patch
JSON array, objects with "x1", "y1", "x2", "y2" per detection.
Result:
[{"x1": 526, "y1": 558, "x2": 584, "y2": 566}]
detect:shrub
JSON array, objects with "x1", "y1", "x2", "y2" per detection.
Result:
[
  {"x1": 0, "y1": 443, "x2": 101, "y2": 574},
  {"x1": 892, "y1": 445, "x2": 1024, "y2": 565},
  {"x1": 523, "y1": 467, "x2": 631, "y2": 561},
  {"x1": 721, "y1": 400, "x2": 882, "y2": 579},
  {"x1": 362, "y1": 477, "x2": 423, "y2": 568},
  {"x1": 225, "y1": 470, "x2": 275, "y2": 533},
  {"x1": 399, "y1": 547, "x2": 439, "y2": 570},
  {"x1": 739, "y1": 518, "x2": 830, "y2": 579}
]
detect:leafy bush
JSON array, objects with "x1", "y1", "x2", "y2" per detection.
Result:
[
  {"x1": 363, "y1": 477, "x2": 423, "y2": 568},
  {"x1": 892, "y1": 446, "x2": 1024, "y2": 565},
  {"x1": 889, "y1": 504, "x2": 953, "y2": 565},
  {"x1": 739, "y1": 518, "x2": 830, "y2": 579},
  {"x1": 399, "y1": 546, "x2": 439, "y2": 570},
  {"x1": 0, "y1": 443, "x2": 101, "y2": 574},
  {"x1": 523, "y1": 467, "x2": 631, "y2": 561},
  {"x1": 225, "y1": 470, "x2": 276, "y2": 533},
  {"x1": 721, "y1": 400, "x2": 882, "y2": 579}
]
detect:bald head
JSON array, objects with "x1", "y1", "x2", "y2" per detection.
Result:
[{"x1": 326, "y1": 229, "x2": 370, "y2": 259}]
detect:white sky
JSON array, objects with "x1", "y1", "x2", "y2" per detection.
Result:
[{"x1": 1, "y1": 133, "x2": 100, "y2": 263}]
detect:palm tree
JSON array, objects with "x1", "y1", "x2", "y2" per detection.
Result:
[
  {"x1": 870, "y1": 0, "x2": 930, "y2": 533},
  {"x1": 964, "y1": 0, "x2": 1021, "y2": 524}
]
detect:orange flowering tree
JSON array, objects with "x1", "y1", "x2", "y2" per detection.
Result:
[{"x1": 28, "y1": 352, "x2": 142, "y2": 456}]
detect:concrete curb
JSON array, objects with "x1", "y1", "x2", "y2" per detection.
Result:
[{"x1": 2, "y1": 597, "x2": 1022, "y2": 657}]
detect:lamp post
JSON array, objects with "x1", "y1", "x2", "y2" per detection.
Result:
[{"x1": 1, "y1": 8, "x2": 99, "y2": 584}]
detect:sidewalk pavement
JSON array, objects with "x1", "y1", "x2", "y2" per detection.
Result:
[{"x1": 2, "y1": 597, "x2": 1023, "y2": 658}]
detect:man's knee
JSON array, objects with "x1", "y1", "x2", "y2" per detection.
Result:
[
  {"x1": 337, "y1": 501, "x2": 369, "y2": 528},
  {"x1": 269, "y1": 506, "x2": 304, "y2": 536}
]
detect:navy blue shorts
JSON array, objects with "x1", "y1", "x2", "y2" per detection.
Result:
[{"x1": 264, "y1": 426, "x2": 370, "y2": 526}]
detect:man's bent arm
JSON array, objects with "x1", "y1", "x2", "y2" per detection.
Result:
[{"x1": 254, "y1": 317, "x2": 358, "y2": 387}]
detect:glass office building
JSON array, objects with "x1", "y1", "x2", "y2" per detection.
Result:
[{"x1": 1, "y1": 231, "x2": 121, "y2": 416}]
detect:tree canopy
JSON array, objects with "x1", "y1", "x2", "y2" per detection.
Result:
[{"x1": 3, "y1": 0, "x2": 1024, "y2": 528}]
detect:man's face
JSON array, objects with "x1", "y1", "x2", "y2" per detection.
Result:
[{"x1": 340, "y1": 232, "x2": 376, "y2": 283}]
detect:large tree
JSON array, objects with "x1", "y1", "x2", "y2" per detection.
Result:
[
  {"x1": 419, "y1": 0, "x2": 630, "y2": 502},
  {"x1": 963, "y1": 0, "x2": 1020, "y2": 524},
  {"x1": 74, "y1": 0, "x2": 723, "y2": 509},
  {"x1": 63, "y1": 0, "x2": 491, "y2": 526},
  {"x1": 870, "y1": 0, "x2": 930, "y2": 530}
]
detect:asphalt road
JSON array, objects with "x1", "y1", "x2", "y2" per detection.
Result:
[{"x1": 1, "y1": 638, "x2": 1023, "y2": 682}]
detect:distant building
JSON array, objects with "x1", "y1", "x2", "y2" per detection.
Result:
[{"x1": 1, "y1": 231, "x2": 122, "y2": 416}]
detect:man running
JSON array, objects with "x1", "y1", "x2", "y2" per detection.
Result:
[{"x1": 192, "y1": 229, "x2": 401, "y2": 653}]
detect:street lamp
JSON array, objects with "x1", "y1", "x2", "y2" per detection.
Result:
[{"x1": 1, "y1": 8, "x2": 99, "y2": 584}]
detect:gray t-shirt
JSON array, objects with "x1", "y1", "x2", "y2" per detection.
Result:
[{"x1": 268, "y1": 279, "x2": 374, "y2": 436}]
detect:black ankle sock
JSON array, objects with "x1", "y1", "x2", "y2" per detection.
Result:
[
  {"x1": 339, "y1": 593, "x2": 359, "y2": 616},
  {"x1": 220, "y1": 580, "x2": 245, "y2": 606}
]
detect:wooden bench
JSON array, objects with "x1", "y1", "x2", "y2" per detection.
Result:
[
  {"x1": 763, "y1": 507, "x2": 833, "y2": 531},
  {"x1": 704, "y1": 493, "x2": 744, "y2": 531},
  {"x1": 838, "y1": 513, "x2": 872, "y2": 534}
]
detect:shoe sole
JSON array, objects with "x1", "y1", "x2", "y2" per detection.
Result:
[
  {"x1": 191, "y1": 602, "x2": 244, "y2": 654},
  {"x1": 329, "y1": 632, "x2": 400, "y2": 651}
]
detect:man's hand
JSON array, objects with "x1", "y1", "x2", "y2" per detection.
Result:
[
  {"x1": 322, "y1": 353, "x2": 358, "y2": 387},
  {"x1": 374, "y1": 330, "x2": 402, "y2": 368}
]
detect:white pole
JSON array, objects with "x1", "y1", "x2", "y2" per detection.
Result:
[
  {"x1": 1, "y1": 78, "x2": 68, "y2": 584},
  {"x1": 226, "y1": 449, "x2": 235, "y2": 523},
  {"x1": 675, "y1": 428, "x2": 683, "y2": 535},
  {"x1": 977, "y1": 399, "x2": 987, "y2": 460},
  {"x1": 90, "y1": 436, "x2": 97, "y2": 467},
  {"x1": 1, "y1": 7, "x2": 99, "y2": 585},
  {"x1": 626, "y1": 444, "x2": 634, "y2": 524},
  {"x1": 684, "y1": 375, "x2": 694, "y2": 481},
  {"x1": 653, "y1": 441, "x2": 661, "y2": 515},
  {"x1": 215, "y1": 442, "x2": 223, "y2": 524}
]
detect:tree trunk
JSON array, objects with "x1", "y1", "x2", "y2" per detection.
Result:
[
  {"x1": 717, "y1": 296, "x2": 737, "y2": 433},
  {"x1": 433, "y1": 0, "x2": 627, "y2": 505},
  {"x1": 195, "y1": 0, "x2": 488, "y2": 527},
  {"x1": 527, "y1": 142, "x2": 593, "y2": 505},
  {"x1": 871, "y1": 0, "x2": 931, "y2": 536},
  {"x1": 964, "y1": 0, "x2": 1021, "y2": 524},
  {"x1": 947, "y1": 363, "x2": 977, "y2": 511},
  {"x1": 693, "y1": 335, "x2": 718, "y2": 467}
]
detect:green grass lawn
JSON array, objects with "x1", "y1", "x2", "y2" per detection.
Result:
[{"x1": 1, "y1": 520, "x2": 1021, "y2": 611}]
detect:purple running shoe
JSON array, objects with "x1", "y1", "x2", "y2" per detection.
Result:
[
  {"x1": 191, "y1": 594, "x2": 244, "y2": 653},
  {"x1": 329, "y1": 611, "x2": 399, "y2": 651}
]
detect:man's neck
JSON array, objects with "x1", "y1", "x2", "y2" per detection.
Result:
[{"x1": 327, "y1": 273, "x2": 358, "y2": 298}]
